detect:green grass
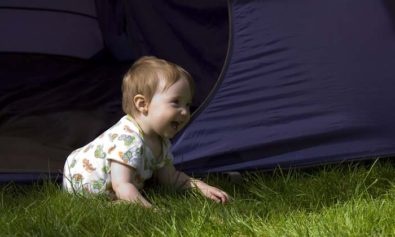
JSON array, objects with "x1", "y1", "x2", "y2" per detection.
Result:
[{"x1": 2, "y1": 159, "x2": 395, "y2": 236}]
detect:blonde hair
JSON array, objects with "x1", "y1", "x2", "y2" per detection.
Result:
[{"x1": 122, "y1": 56, "x2": 195, "y2": 116}]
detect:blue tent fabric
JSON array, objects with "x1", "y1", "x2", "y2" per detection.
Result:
[
  {"x1": 0, "y1": 0, "x2": 103, "y2": 59},
  {"x1": 1, "y1": 0, "x2": 395, "y2": 183},
  {"x1": 172, "y1": 0, "x2": 395, "y2": 173}
]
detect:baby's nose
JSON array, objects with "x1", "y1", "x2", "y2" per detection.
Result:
[{"x1": 180, "y1": 107, "x2": 189, "y2": 116}]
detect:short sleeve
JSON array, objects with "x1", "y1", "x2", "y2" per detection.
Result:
[{"x1": 106, "y1": 132, "x2": 144, "y2": 170}]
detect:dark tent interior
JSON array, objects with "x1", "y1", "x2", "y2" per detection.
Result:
[{"x1": 0, "y1": 0, "x2": 228, "y2": 182}]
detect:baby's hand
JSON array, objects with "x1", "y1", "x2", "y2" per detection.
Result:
[{"x1": 193, "y1": 180, "x2": 230, "y2": 204}]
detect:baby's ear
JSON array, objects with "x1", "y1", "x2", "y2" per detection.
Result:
[{"x1": 133, "y1": 94, "x2": 148, "y2": 114}]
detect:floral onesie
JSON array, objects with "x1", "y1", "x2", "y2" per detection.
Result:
[{"x1": 62, "y1": 115, "x2": 173, "y2": 195}]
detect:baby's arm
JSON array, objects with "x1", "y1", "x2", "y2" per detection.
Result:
[
  {"x1": 110, "y1": 161, "x2": 152, "y2": 208},
  {"x1": 156, "y1": 164, "x2": 230, "y2": 203}
]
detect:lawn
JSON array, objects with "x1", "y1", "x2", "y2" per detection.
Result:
[{"x1": 1, "y1": 159, "x2": 395, "y2": 236}]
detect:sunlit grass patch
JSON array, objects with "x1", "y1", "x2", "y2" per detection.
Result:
[{"x1": 1, "y1": 159, "x2": 395, "y2": 236}]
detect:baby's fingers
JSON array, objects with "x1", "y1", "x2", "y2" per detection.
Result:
[
  {"x1": 210, "y1": 190, "x2": 229, "y2": 204},
  {"x1": 219, "y1": 191, "x2": 230, "y2": 203}
]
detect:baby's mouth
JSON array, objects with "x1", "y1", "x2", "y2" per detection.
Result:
[{"x1": 171, "y1": 121, "x2": 181, "y2": 131}]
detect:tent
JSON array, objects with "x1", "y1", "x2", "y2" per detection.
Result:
[{"x1": 1, "y1": 0, "x2": 395, "y2": 183}]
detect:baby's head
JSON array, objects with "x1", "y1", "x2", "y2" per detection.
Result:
[{"x1": 122, "y1": 56, "x2": 194, "y2": 117}]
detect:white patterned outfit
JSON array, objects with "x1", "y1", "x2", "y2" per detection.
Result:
[{"x1": 62, "y1": 115, "x2": 173, "y2": 195}]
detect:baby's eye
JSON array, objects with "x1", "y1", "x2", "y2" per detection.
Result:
[{"x1": 171, "y1": 100, "x2": 180, "y2": 106}]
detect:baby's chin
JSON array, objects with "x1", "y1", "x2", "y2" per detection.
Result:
[
  {"x1": 161, "y1": 130, "x2": 179, "y2": 139},
  {"x1": 162, "y1": 133, "x2": 176, "y2": 139}
]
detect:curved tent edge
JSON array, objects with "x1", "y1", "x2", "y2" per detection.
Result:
[{"x1": 190, "y1": 0, "x2": 233, "y2": 121}]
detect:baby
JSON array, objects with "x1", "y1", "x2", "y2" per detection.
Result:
[{"x1": 63, "y1": 56, "x2": 229, "y2": 207}]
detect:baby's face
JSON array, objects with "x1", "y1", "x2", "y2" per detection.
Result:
[{"x1": 145, "y1": 78, "x2": 192, "y2": 139}]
